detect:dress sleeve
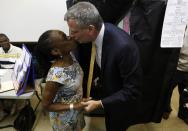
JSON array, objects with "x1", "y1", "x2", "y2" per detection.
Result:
[{"x1": 46, "y1": 67, "x2": 69, "y2": 85}]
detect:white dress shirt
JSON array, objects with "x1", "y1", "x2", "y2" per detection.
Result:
[{"x1": 95, "y1": 24, "x2": 105, "y2": 68}]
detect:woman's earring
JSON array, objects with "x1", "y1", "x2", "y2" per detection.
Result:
[{"x1": 60, "y1": 55, "x2": 63, "y2": 59}]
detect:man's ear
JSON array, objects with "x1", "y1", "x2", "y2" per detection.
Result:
[
  {"x1": 88, "y1": 25, "x2": 95, "y2": 31},
  {"x1": 88, "y1": 25, "x2": 96, "y2": 36}
]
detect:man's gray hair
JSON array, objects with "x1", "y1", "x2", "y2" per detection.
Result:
[{"x1": 64, "y1": 2, "x2": 103, "y2": 30}]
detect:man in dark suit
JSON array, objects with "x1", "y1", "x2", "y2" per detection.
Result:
[
  {"x1": 66, "y1": 0, "x2": 135, "y2": 99},
  {"x1": 64, "y1": 2, "x2": 142, "y2": 130}
]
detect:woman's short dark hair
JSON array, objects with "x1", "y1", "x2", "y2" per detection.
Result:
[{"x1": 34, "y1": 30, "x2": 67, "y2": 77}]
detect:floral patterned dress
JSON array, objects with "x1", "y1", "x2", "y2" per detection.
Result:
[{"x1": 46, "y1": 55, "x2": 85, "y2": 131}]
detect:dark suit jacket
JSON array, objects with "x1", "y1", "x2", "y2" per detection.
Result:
[
  {"x1": 66, "y1": 0, "x2": 133, "y2": 24},
  {"x1": 92, "y1": 0, "x2": 133, "y2": 24},
  {"x1": 130, "y1": 0, "x2": 180, "y2": 123},
  {"x1": 101, "y1": 23, "x2": 142, "y2": 131}
]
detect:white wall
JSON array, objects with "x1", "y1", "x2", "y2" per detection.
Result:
[{"x1": 0, "y1": 0, "x2": 69, "y2": 42}]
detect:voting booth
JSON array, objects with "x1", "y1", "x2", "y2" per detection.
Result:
[{"x1": 0, "y1": 45, "x2": 34, "y2": 95}]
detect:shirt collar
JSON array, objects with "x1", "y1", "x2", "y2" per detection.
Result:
[
  {"x1": 95, "y1": 24, "x2": 105, "y2": 48},
  {"x1": 7, "y1": 44, "x2": 13, "y2": 53},
  {"x1": 0, "y1": 43, "x2": 13, "y2": 53}
]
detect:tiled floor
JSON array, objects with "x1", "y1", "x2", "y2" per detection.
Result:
[{"x1": 0, "y1": 87, "x2": 188, "y2": 131}]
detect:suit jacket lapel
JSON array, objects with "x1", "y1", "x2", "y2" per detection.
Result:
[{"x1": 101, "y1": 29, "x2": 110, "y2": 76}]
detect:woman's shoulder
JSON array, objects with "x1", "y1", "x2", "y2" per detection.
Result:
[
  {"x1": 51, "y1": 60, "x2": 64, "y2": 67},
  {"x1": 46, "y1": 66, "x2": 67, "y2": 84},
  {"x1": 51, "y1": 53, "x2": 76, "y2": 67}
]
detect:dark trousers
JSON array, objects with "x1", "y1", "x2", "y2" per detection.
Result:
[{"x1": 164, "y1": 70, "x2": 188, "y2": 119}]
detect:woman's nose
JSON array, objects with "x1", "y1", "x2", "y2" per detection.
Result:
[{"x1": 66, "y1": 36, "x2": 71, "y2": 40}]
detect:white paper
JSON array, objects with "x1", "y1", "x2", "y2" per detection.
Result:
[
  {"x1": 0, "y1": 69, "x2": 8, "y2": 76},
  {"x1": 161, "y1": 0, "x2": 188, "y2": 48},
  {"x1": 0, "y1": 69, "x2": 14, "y2": 92}
]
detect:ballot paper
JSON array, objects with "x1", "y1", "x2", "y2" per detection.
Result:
[
  {"x1": 0, "y1": 69, "x2": 14, "y2": 92},
  {"x1": 161, "y1": 0, "x2": 188, "y2": 48}
]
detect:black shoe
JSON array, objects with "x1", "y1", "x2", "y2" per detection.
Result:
[{"x1": 183, "y1": 118, "x2": 188, "y2": 125}]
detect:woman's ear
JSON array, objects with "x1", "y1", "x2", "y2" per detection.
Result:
[{"x1": 51, "y1": 48, "x2": 61, "y2": 56}]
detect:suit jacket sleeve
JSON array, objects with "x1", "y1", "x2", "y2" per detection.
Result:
[
  {"x1": 90, "y1": 0, "x2": 133, "y2": 24},
  {"x1": 101, "y1": 40, "x2": 142, "y2": 117}
]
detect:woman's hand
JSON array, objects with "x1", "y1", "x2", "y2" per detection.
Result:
[
  {"x1": 82, "y1": 97, "x2": 92, "y2": 102},
  {"x1": 73, "y1": 102, "x2": 86, "y2": 110},
  {"x1": 81, "y1": 100, "x2": 102, "y2": 112},
  {"x1": 73, "y1": 97, "x2": 92, "y2": 110}
]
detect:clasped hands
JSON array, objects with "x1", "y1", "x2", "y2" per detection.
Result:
[{"x1": 74, "y1": 97, "x2": 102, "y2": 112}]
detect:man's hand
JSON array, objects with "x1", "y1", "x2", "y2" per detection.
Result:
[
  {"x1": 82, "y1": 97, "x2": 92, "y2": 102},
  {"x1": 73, "y1": 97, "x2": 92, "y2": 110},
  {"x1": 81, "y1": 100, "x2": 102, "y2": 112}
]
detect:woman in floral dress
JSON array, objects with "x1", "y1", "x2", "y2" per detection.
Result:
[{"x1": 35, "y1": 30, "x2": 86, "y2": 131}]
